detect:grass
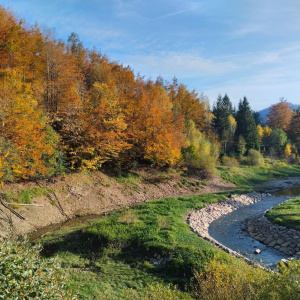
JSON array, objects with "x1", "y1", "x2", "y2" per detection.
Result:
[
  {"x1": 3, "y1": 187, "x2": 50, "y2": 204},
  {"x1": 218, "y1": 160, "x2": 300, "y2": 187},
  {"x1": 39, "y1": 192, "x2": 230, "y2": 299},
  {"x1": 266, "y1": 196, "x2": 300, "y2": 231},
  {"x1": 115, "y1": 172, "x2": 143, "y2": 185},
  {"x1": 38, "y1": 187, "x2": 300, "y2": 299}
]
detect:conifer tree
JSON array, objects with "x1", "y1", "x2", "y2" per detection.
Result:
[
  {"x1": 235, "y1": 97, "x2": 259, "y2": 151},
  {"x1": 212, "y1": 94, "x2": 235, "y2": 153}
]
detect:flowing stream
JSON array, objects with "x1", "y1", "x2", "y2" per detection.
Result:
[{"x1": 209, "y1": 185, "x2": 300, "y2": 268}]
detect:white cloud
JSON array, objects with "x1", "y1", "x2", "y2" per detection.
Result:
[
  {"x1": 124, "y1": 51, "x2": 237, "y2": 79},
  {"x1": 231, "y1": 24, "x2": 265, "y2": 39}
]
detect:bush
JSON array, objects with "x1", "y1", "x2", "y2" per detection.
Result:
[
  {"x1": 247, "y1": 149, "x2": 264, "y2": 166},
  {"x1": 221, "y1": 156, "x2": 239, "y2": 167},
  {"x1": 192, "y1": 256, "x2": 300, "y2": 300},
  {"x1": 0, "y1": 239, "x2": 76, "y2": 299}
]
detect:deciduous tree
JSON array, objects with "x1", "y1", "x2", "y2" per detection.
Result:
[{"x1": 266, "y1": 99, "x2": 293, "y2": 131}]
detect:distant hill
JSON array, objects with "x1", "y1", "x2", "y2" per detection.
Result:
[{"x1": 258, "y1": 102, "x2": 300, "y2": 124}]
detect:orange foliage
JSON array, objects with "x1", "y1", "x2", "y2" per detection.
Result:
[
  {"x1": 267, "y1": 100, "x2": 293, "y2": 131},
  {"x1": 168, "y1": 79, "x2": 207, "y2": 130},
  {"x1": 131, "y1": 80, "x2": 186, "y2": 166},
  {"x1": 0, "y1": 71, "x2": 56, "y2": 178}
]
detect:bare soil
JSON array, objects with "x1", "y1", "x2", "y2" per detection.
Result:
[{"x1": 0, "y1": 169, "x2": 235, "y2": 239}]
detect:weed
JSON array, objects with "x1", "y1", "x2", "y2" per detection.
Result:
[
  {"x1": 182, "y1": 179, "x2": 188, "y2": 185},
  {"x1": 3, "y1": 187, "x2": 50, "y2": 204},
  {"x1": 118, "y1": 210, "x2": 140, "y2": 224}
]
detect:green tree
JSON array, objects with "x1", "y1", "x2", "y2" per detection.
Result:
[
  {"x1": 212, "y1": 94, "x2": 235, "y2": 153},
  {"x1": 235, "y1": 97, "x2": 259, "y2": 152},
  {"x1": 267, "y1": 128, "x2": 288, "y2": 157}
]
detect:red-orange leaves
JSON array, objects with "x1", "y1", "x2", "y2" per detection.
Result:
[
  {"x1": 267, "y1": 100, "x2": 293, "y2": 131},
  {"x1": 133, "y1": 81, "x2": 185, "y2": 166}
]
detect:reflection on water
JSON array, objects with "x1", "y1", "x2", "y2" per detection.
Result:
[{"x1": 274, "y1": 184, "x2": 300, "y2": 196}]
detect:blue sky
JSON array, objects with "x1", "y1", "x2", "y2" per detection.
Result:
[{"x1": 1, "y1": 0, "x2": 300, "y2": 110}]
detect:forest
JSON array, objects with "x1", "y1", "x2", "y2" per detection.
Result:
[{"x1": 0, "y1": 5, "x2": 299, "y2": 184}]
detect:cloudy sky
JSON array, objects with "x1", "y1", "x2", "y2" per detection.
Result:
[{"x1": 1, "y1": 0, "x2": 300, "y2": 110}]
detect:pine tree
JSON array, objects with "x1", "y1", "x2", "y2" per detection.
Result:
[
  {"x1": 235, "y1": 97, "x2": 259, "y2": 151},
  {"x1": 212, "y1": 94, "x2": 235, "y2": 153}
]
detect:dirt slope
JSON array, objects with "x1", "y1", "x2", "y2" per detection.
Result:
[{"x1": 0, "y1": 170, "x2": 235, "y2": 239}]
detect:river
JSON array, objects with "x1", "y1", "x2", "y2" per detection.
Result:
[{"x1": 208, "y1": 185, "x2": 300, "y2": 268}]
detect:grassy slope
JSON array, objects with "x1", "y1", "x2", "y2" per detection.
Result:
[
  {"x1": 218, "y1": 160, "x2": 300, "y2": 187},
  {"x1": 40, "y1": 193, "x2": 229, "y2": 299},
  {"x1": 38, "y1": 161, "x2": 300, "y2": 299},
  {"x1": 266, "y1": 196, "x2": 300, "y2": 231}
]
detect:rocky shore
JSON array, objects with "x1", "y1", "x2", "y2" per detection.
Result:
[
  {"x1": 188, "y1": 178, "x2": 300, "y2": 265},
  {"x1": 246, "y1": 212, "x2": 300, "y2": 257},
  {"x1": 188, "y1": 192, "x2": 272, "y2": 264}
]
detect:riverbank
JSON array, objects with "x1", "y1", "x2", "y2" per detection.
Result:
[
  {"x1": 247, "y1": 212, "x2": 300, "y2": 256},
  {"x1": 0, "y1": 170, "x2": 235, "y2": 240},
  {"x1": 188, "y1": 179, "x2": 300, "y2": 265},
  {"x1": 1, "y1": 162, "x2": 300, "y2": 241},
  {"x1": 188, "y1": 192, "x2": 271, "y2": 264}
]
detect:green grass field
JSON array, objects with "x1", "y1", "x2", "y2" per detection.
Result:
[
  {"x1": 266, "y1": 196, "x2": 300, "y2": 231},
  {"x1": 39, "y1": 192, "x2": 229, "y2": 299}
]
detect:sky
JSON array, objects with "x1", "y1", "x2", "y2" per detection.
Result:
[{"x1": 1, "y1": 0, "x2": 300, "y2": 111}]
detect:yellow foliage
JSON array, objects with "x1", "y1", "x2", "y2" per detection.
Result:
[
  {"x1": 285, "y1": 144, "x2": 292, "y2": 157},
  {"x1": 263, "y1": 125, "x2": 272, "y2": 137},
  {"x1": 228, "y1": 115, "x2": 237, "y2": 132},
  {"x1": 0, "y1": 72, "x2": 56, "y2": 178},
  {"x1": 257, "y1": 124, "x2": 264, "y2": 141}
]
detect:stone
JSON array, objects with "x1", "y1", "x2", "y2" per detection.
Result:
[
  {"x1": 268, "y1": 240, "x2": 277, "y2": 247},
  {"x1": 281, "y1": 241, "x2": 291, "y2": 247},
  {"x1": 254, "y1": 249, "x2": 261, "y2": 254}
]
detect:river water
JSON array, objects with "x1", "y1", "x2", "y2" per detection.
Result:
[{"x1": 208, "y1": 193, "x2": 298, "y2": 268}]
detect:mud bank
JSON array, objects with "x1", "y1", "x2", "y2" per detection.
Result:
[{"x1": 0, "y1": 171, "x2": 234, "y2": 239}]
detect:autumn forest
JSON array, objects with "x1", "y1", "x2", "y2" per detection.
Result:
[{"x1": 0, "y1": 6, "x2": 299, "y2": 183}]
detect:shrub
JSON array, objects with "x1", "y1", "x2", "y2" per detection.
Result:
[
  {"x1": 221, "y1": 156, "x2": 239, "y2": 167},
  {"x1": 0, "y1": 239, "x2": 76, "y2": 299},
  {"x1": 192, "y1": 256, "x2": 300, "y2": 300},
  {"x1": 247, "y1": 149, "x2": 264, "y2": 166}
]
